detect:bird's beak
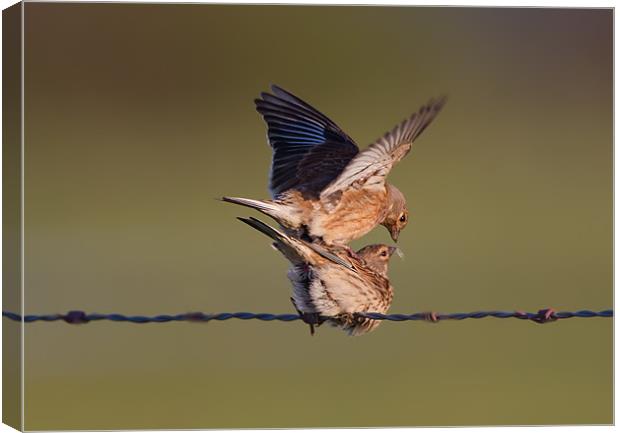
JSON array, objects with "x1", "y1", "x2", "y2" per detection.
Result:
[
  {"x1": 388, "y1": 246, "x2": 404, "y2": 258},
  {"x1": 389, "y1": 227, "x2": 400, "y2": 242}
]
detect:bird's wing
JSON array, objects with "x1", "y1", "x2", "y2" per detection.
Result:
[
  {"x1": 255, "y1": 85, "x2": 360, "y2": 199},
  {"x1": 320, "y1": 97, "x2": 446, "y2": 202}
]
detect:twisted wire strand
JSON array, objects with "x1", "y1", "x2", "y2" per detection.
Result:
[{"x1": 2, "y1": 309, "x2": 613, "y2": 325}]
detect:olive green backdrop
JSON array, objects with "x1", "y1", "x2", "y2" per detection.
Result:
[{"x1": 17, "y1": 3, "x2": 612, "y2": 429}]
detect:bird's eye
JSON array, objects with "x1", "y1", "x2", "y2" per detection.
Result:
[
  {"x1": 399, "y1": 214, "x2": 407, "y2": 222},
  {"x1": 380, "y1": 250, "x2": 388, "y2": 257}
]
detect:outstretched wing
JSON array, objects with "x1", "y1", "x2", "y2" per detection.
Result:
[
  {"x1": 255, "y1": 85, "x2": 359, "y2": 199},
  {"x1": 320, "y1": 97, "x2": 446, "y2": 201}
]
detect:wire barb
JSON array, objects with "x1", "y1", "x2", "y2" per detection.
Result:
[{"x1": 2, "y1": 309, "x2": 613, "y2": 325}]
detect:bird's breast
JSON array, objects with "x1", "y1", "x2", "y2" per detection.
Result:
[
  {"x1": 311, "y1": 266, "x2": 392, "y2": 314},
  {"x1": 310, "y1": 188, "x2": 388, "y2": 245}
]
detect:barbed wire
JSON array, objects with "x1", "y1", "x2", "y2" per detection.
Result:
[{"x1": 2, "y1": 309, "x2": 613, "y2": 325}]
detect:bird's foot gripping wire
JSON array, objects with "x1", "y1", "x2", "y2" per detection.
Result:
[{"x1": 290, "y1": 298, "x2": 322, "y2": 336}]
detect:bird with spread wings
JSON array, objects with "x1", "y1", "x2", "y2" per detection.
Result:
[{"x1": 224, "y1": 85, "x2": 446, "y2": 246}]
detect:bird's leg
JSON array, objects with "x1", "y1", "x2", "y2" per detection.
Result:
[
  {"x1": 290, "y1": 297, "x2": 319, "y2": 336},
  {"x1": 301, "y1": 313, "x2": 322, "y2": 336}
]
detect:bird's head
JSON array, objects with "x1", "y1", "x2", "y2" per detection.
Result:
[
  {"x1": 382, "y1": 184, "x2": 409, "y2": 242},
  {"x1": 356, "y1": 244, "x2": 401, "y2": 277}
]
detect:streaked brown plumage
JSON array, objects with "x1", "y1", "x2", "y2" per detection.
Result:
[
  {"x1": 238, "y1": 216, "x2": 398, "y2": 336},
  {"x1": 223, "y1": 85, "x2": 445, "y2": 246}
]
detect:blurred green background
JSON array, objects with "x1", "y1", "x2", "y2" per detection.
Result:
[{"x1": 17, "y1": 3, "x2": 611, "y2": 429}]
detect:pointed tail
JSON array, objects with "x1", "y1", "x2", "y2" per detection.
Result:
[
  {"x1": 237, "y1": 216, "x2": 287, "y2": 244},
  {"x1": 222, "y1": 196, "x2": 298, "y2": 228},
  {"x1": 222, "y1": 196, "x2": 280, "y2": 213},
  {"x1": 237, "y1": 216, "x2": 307, "y2": 265},
  {"x1": 237, "y1": 217, "x2": 356, "y2": 272}
]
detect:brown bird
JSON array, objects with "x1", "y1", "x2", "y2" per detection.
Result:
[
  {"x1": 238, "y1": 216, "x2": 399, "y2": 336},
  {"x1": 223, "y1": 85, "x2": 446, "y2": 246}
]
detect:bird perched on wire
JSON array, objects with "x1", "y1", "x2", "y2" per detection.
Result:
[
  {"x1": 223, "y1": 85, "x2": 446, "y2": 246},
  {"x1": 238, "y1": 216, "x2": 399, "y2": 336}
]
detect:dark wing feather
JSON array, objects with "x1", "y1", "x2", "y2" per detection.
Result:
[{"x1": 255, "y1": 85, "x2": 359, "y2": 199}]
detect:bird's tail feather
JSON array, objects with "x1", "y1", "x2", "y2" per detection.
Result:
[
  {"x1": 222, "y1": 196, "x2": 301, "y2": 228},
  {"x1": 237, "y1": 216, "x2": 309, "y2": 264},
  {"x1": 222, "y1": 196, "x2": 280, "y2": 214},
  {"x1": 237, "y1": 217, "x2": 356, "y2": 272},
  {"x1": 237, "y1": 216, "x2": 286, "y2": 244}
]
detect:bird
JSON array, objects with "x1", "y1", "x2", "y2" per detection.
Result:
[
  {"x1": 237, "y1": 216, "x2": 399, "y2": 336},
  {"x1": 223, "y1": 84, "x2": 446, "y2": 246}
]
